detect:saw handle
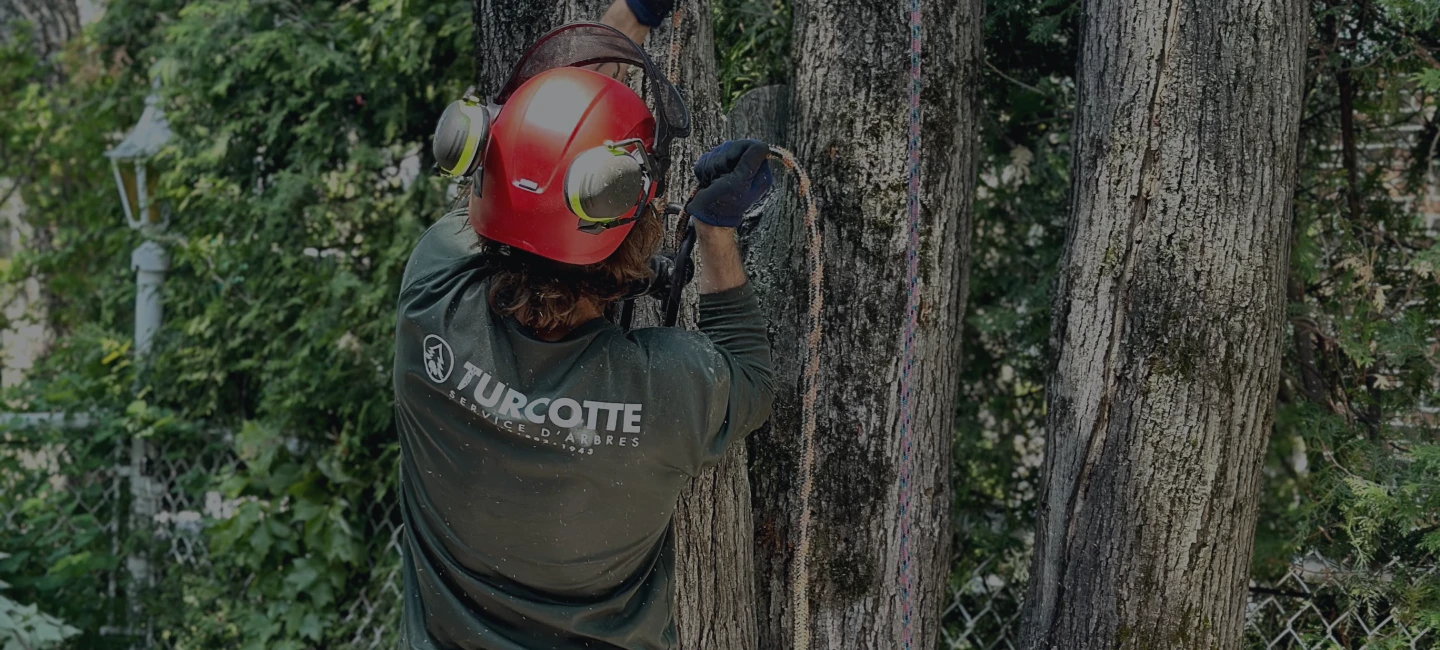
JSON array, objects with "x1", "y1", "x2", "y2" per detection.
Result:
[{"x1": 662, "y1": 216, "x2": 698, "y2": 327}]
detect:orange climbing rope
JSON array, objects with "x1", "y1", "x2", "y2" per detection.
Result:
[
  {"x1": 770, "y1": 146, "x2": 823, "y2": 650},
  {"x1": 668, "y1": 6, "x2": 683, "y2": 86}
]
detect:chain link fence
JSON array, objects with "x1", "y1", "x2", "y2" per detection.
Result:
[
  {"x1": 137, "y1": 434, "x2": 1440, "y2": 650},
  {"x1": 0, "y1": 416, "x2": 130, "y2": 640},
  {"x1": 4, "y1": 423, "x2": 1436, "y2": 649},
  {"x1": 1245, "y1": 559, "x2": 1437, "y2": 649},
  {"x1": 334, "y1": 497, "x2": 404, "y2": 650},
  {"x1": 942, "y1": 555, "x2": 1438, "y2": 649},
  {"x1": 141, "y1": 433, "x2": 403, "y2": 650}
]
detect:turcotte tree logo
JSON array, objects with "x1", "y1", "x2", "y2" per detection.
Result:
[{"x1": 423, "y1": 334, "x2": 454, "y2": 383}]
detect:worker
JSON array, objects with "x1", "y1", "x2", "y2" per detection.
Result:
[{"x1": 392, "y1": 0, "x2": 776, "y2": 648}]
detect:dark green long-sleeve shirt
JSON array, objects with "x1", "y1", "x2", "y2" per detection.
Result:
[{"x1": 393, "y1": 210, "x2": 774, "y2": 650}]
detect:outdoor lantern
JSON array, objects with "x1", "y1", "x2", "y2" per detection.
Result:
[
  {"x1": 106, "y1": 81, "x2": 174, "y2": 359},
  {"x1": 104, "y1": 88, "x2": 173, "y2": 231}
]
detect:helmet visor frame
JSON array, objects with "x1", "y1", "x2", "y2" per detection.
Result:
[{"x1": 493, "y1": 22, "x2": 691, "y2": 180}]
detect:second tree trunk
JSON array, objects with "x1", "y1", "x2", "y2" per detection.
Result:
[
  {"x1": 1020, "y1": 0, "x2": 1308, "y2": 648},
  {"x1": 747, "y1": 0, "x2": 981, "y2": 647}
]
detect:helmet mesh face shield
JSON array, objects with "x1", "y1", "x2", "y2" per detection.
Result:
[{"x1": 495, "y1": 23, "x2": 692, "y2": 181}]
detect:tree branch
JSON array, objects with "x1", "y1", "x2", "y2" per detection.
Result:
[{"x1": 984, "y1": 59, "x2": 1047, "y2": 96}]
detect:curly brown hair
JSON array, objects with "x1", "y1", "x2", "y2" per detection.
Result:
[{"x1": 478, "y1": 203, "x2": 664, "y2": 332}]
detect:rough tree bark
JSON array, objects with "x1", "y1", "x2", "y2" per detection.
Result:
[
  {"x1": 647, "y1": 5, "x2": 761, "y2": 649},
  {"x1": 472, "y1": 3, "x2": 758, "y2": 648},
  {"x1": 745, "y1": 1, "x2": 981, "y2": 648},
  {"x1": 0, "y1": 0, "x2": 80, "y2": 58},
  {"x1": 1019, "y1": 0, "x2": 1307, "y2": 648}
]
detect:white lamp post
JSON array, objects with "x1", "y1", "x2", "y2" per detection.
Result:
[
  {"x1": 104, "y1": 83, "x2": 172, "y2": 647},
  {"x1": 104, "y1": 86, "x2": 172, "y2": 358}
]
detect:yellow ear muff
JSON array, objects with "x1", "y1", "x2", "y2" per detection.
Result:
[
  {"x1": 564, "y1": 145, "x2": 648, "y2": 223},
  {"x1": 433, "y1": 95, "x2": 492, "y2": 178}
]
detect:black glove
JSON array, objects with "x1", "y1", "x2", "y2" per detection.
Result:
[
  {"x1": 625, "y1": 0, "x2": 675, "y2": 27},
  {"x1": 686, "y1": 140, "x2": 774, "y2": 229}
]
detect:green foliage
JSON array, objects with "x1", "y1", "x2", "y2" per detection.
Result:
[
  {"x1": 1255, "y1": 0, "x2": 1440, "y2": 622},
  {"x1": 2, "y1": 0, "x2": 1436, "y2": 647},
  {"x1": 712, "y1": 0, "x2": 790, "y2": 111},
  {"x1": 0, "y1": 559, "x2": 80, "y2": 650},
  {"x1": 0, "y1": 0, "x2": 469, "y2": 647},
  {"x1": 0, "y1": 21, "x2": 136, "y2": 631},
  {"x1": 1417, "y1": 68, "x2": 1440, "y2": 93},
  {"x1": 0, "y1": 425, "x2": 128, "y2": 647},
  {"x1": 951, "y1": 0, "x2": 1076, "y2": 583}
]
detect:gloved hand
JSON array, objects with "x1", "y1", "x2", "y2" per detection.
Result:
[
  {"x1": 686, "y1": 139, "x2": 774, "y2": 229},
  {"x1": 624, "y1": 0, "x2": 675, "y2": 27}
]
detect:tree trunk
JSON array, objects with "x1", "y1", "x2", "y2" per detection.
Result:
[
  {"x1": 473, "y1": 3, "x2": 758, "y2": 648},
  {"x1": 745, "y1": 1, "x2": 981, "y2": 648},
  {"x1": 1019, "y1": 0, "x2": 1307, "y2": 648},
  {"x1": 651, "y1": 5, "x2": 761, "y2": 650},
  {"x1": 472, "y1": 0, "x2": 603, "y2": 97},
  {"x1": 0, "y1": 0, "x2": 80, "y2": 59}
]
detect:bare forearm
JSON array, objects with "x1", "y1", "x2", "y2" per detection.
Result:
[
  {"x1": 602, "y1": 0, "x2": 649, "y2": 45},
  {"x1": 587, "y1": 1, "x2": 650, "y2": 80},
  {"x1": 695, "y1": 222, "x2": 747, "y2": 294}
]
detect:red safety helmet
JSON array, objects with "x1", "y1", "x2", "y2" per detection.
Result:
[
  {"x1": 438, "y1": 23, "x2": 690, "y2": 266},
  {"x1": 472, "y1": 68, "x2": 657, "y2": 265}
]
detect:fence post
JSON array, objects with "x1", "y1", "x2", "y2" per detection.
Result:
[{"x1": 126, "y1": 435, "x2": 156, "y2": 648}]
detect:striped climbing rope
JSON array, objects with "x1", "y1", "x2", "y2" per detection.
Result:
[{"x1": 898, "y1": 0, "x2": 924, "y2": 648}]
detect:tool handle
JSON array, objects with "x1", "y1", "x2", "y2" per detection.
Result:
[{"x1": 663, "y1": 216, "x2": 697, "y2": 327}]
